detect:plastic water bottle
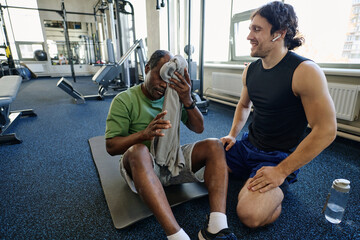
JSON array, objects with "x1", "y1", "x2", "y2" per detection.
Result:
[{"x1": 324, "y1": 179, "x2": 351, "y2": 224}]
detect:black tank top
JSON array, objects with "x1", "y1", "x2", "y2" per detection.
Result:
[{"x1": 246, "y1": 51, "x2": 309, "y2": 153}]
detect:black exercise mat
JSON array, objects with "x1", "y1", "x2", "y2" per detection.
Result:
[{"x1": 88, "y1": 135, "x2": 208, "y2": 229}]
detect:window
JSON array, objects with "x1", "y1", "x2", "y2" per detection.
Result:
[
  {"x1": 230, "y1": 0, "x2": 359, "y2": 66},
  {"x1": 230, "y1": 11, "x2": 254, "y2": 62},
  {"x1": 230, "y1": 0, "x2": 277, "y2": 62},
  {"x1": 0, "y1": 0, "x2": 43, "y2": 60},
  {"x1": 132, "y1": 0, "x2": 147, "y2": 49},
  {"x1": 203, "y1": 0, "x2": 232, "y2": 62},
  {"x1": 4, "y1": 1, "x2": 44, "y2": 42}
]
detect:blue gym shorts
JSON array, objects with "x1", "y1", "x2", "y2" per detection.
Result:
[{"x1": 225, "y1": 132, "x2": 299, "y2": 194}]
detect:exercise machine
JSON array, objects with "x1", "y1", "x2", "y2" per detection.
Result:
[
  {"x1": 57, "y1": 39, "x2": 146, "y2": 104},
  {"x1": 184, "y1": 45, "x2": 208, "y2": 114},
  {"x1": 93, "y1": 38, "x2": 146, "y2": 96},
  {"x1": 0, "y1": 76, "x2": 36, "y2": 144}
]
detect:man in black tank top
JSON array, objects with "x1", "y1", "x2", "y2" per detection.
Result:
[{"x1": 220, "y1": 1, "x2": 337, "y2": 229}]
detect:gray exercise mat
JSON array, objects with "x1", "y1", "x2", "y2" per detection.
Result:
[{"x1": 88, "y1": 135, "x2": 208, "y2": 229}]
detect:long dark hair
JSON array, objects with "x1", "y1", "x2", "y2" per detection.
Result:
[{"x1": 252, "y1": 1, "x2": 304, "y2": 50}]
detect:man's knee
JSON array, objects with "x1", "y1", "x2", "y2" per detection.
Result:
[
  {"x1": 203, "y1": 138, "x2": 227, "y2": 167},
  {"x1": 192, "y1": 138, "x2": 226, "y2": 172},
  {"x1": 207, "y1": 138, "x2": 224, "y2": 150},
  {"x1": 198, "y1": 138, "x2": 225, "y2": 158},
  {"x1": 123, "y1": 144, "x2": 152, "y2": 170},
  {"x1": 236, "y1": 203, "x2": 264, "y2": 228},
  {"x1": 236, "y1": 199, "x2": 282, "y2": 228}
]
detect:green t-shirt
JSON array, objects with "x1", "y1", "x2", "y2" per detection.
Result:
[{"x1": 105, "y1": 84, "x2": 188, "y2": 149}]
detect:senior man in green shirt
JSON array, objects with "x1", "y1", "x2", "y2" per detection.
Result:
[{"x1": 105, "y1": 50, "x2": 236, "y2": 240}]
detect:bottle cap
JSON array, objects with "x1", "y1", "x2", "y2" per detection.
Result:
[{"x1": 332, "y1": 179, "x2": 351, "y2": 193}]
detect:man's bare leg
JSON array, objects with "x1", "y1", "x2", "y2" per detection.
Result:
[
  {"x1": 236, "y1": 178, "x2": 284, "y2": 228},
  {"x1": 123, "y1": 144, "x2": 180, "y2": 236},
  {"x1": 192, "y1": 139, "x2": 238, "y2": 239},
  {"x1": 191, "y1": 138, "x2": 229, "y2": 214}
]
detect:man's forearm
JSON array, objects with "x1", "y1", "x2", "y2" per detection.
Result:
[
  {"x1": 106, "y1": 131, "x2": 147, "y2": 156},
  {"x1": 229, "y1": 104, "x2": 251, "y2": 138},
  {"x1": 185, "y1": 107, "x2": 204, "y2": 133}
]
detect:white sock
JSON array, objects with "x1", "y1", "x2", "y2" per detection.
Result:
[
  {"x1": 167, "y1": 228, "x2": 190, "y2": 240},
  {"x1": 207, "y1": 212, "x2": 228, "y2": 234}
]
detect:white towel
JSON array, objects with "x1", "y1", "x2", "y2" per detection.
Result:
[
  {"x1": 150, "y1": 55, "x2": 188, "y2": 177},
  {"x1": 159, "y1": 55, "x2": 187, "y2": 84}
]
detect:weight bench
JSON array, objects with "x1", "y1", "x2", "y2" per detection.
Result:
[{"x1": 0, "y1": 75, "x2": 36, "y2": 145}]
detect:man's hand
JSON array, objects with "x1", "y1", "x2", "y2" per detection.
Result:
[
  {"x1": 142, "y1": 110, "x2": 171, "y2": 141},
  {"x1": 248, "y1": 166, "x2": 287, "y2": 193},
  {"x1": 168, "y1": 68, "x2": 193, "y2": 107},
  {"x1": 220, "y1": 135, "x2": 236, "y2": 151}
]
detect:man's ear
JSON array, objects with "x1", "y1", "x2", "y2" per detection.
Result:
[
  {"x1": 145, "y1": 64, "x2": 150, "y2": 74},
  {"x1": 279, "y1": 30, "x2": 287, "y2": 39}
]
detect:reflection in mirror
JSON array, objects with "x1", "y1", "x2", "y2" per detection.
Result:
[{"x1": 44, "y1": 20, "x2": 96, "y2": 65}]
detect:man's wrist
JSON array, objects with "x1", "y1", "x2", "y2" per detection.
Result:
[
  {"x1": 184, "y1": 100, "x2": 196, "y2": 109},
  {"x1": 275, "y1": 163, "x2": 291, "y2": 179}
]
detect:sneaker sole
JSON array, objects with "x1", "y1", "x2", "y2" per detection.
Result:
[{"x1": 198, "y1": 231, "x2": 206, "y2": 240}]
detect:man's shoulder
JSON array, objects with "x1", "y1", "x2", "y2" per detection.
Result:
[
  {"x1": 295, "y1": 60, "x2": 322, "y2": 77},
  {"x1": 109, "y1": 86, "x2": 143, "y2": 116},
  {"x1": 114, "y1": 85, "x2": 141, "y2": 101},
  {"x1": 249, "y1": 58, "x2": 262, "y2": 67},
  {"x1": 123, "y1": 84, "x2": 142, "y2": 95},
  {"x1": 288, "y1": 51, "x2": 311, "y2": 64},
  {"x1": 247, "y1": 58, "x2": 262, "y2": 74},
  {"x1": 293, "y1": 59, "x2": 325, "y2": 96}
]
